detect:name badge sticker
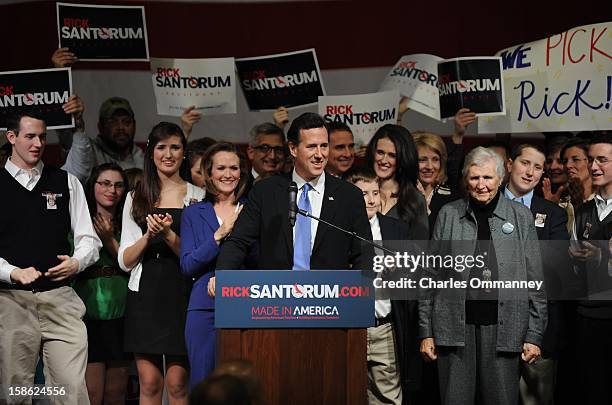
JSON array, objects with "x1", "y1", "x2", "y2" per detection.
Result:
[
  {"x1": 535, "y1": 213, "x2": 547, "y2": 228},
  {"x1": 42, "y1": 192, "x2": 63, "y2": 210}
]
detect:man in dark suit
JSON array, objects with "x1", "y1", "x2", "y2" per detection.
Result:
[
  {"x1": 216, "y1": 112, "x2": 372, "y2": 271},
  {"x1": 504, "y1": 143, "x2": 569, "y2": 405}
]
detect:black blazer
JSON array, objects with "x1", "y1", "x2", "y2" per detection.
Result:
[
  {"x1": 243, "y1": 173, "x2": 256, "y2": 199},
  {"x1": 530, "y1": 195, "x2": 569, "y2": 241},
  {"x1": 377, "y1": 213, "x2": 423, "y2": 392},
  {"x1": 530, "y1": 195, "x2": 571, "y2": 355},
  {"x1": 216, "y1": 173, "x2": 373, "y2": 270}
]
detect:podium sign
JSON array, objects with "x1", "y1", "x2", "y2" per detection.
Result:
[{"x1": 215, "y1": 270, "x2": 374, "y2": 328}]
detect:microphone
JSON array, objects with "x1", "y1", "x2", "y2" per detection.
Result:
[{"x1": 288, "y1": 181, "x2": 298, "y2": 227}]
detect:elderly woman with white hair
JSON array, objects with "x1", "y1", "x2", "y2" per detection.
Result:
[{"x1": 418, "y1": 146, "x2": 548, "y2": 405}]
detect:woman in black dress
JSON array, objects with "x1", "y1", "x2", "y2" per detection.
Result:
[
  {"x1": 118, "y1": 122, "x2": 204, "y2": 405},
  {"x1": 366, "y1": 124, "x2": 429, "y2": 240}
]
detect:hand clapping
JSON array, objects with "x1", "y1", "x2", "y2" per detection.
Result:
[{"x1": 146, "y1": 213, "x2": 173, "y2": 239}]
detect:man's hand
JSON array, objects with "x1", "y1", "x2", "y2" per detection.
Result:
[
  {"x1": 10, "y1": 267, "x2": 42, "y2": 285},
  {"x1": 420, "y1": 337, "x2": 438, "y2": 361},
  {"x1": 355, "y1": 144, "x2": 368, "y2": 158},
  {"x1": 273, "y1": 107, "x2": 289, "y2": 129},
  {"x1": 46, "y1": 256, "x2": 79, "y2": 281},
  {"x1": 180, "y1": 106, "x2": 202, "y2": 138},
  {"x1": 542, "y1": 178, "x2": 566, "y2": 204},
  {"x1": 62, "y1": 95, "x2": 85, "y2": 129},
  {"x1": 454, "y1": 108, "x2": 477, "y2": 136},
  {"x1": 569, "y1": 241, "x2": 601, "y2": 262},
  {"x1": 52, "y1": 48, "x2": 77, "y2": 68},
  {"x1": 522, "y1": 342, "x2": 541, "y2": 364}
]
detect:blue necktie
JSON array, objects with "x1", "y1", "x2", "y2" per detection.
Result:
[
  {"x1": 514, "y1": 196, "x2": 525, "y2": 207},
  {"x1": 293, "y1": 183, "x2": 312, "y2": 270}
]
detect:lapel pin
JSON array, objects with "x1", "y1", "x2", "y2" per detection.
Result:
[
  {"x1": 534, "y1": 213, "x2": 547, "y2": 228},
  {"x1": 502, "y1": 222, "x2": 514, "y2": 234},
  {"x1": 328, "y1": 196, "x2": 334, "y2": 201}
]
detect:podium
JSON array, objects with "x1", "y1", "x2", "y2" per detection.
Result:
[{"x1": 215, "y1": 270, "x2": 373, "y2": 405}]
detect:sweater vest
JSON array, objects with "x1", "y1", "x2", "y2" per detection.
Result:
[
  {"x1": 574, "y1": 199, "x2": 612, "y2": 318},
  {"x1": 0, "y1": 166, "x2": 71, "y2": 291}
]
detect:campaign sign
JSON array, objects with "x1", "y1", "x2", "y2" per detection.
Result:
[
  {"x1": 437, "y1": 57, "x2": 505, "y2": 119},
  {"x1": 379, "y1": 54, "x2": 444, "y2": 120},
  {"x1": 318, "y1": 90, "x2": 399, "y2": 145},
  {"x1": 151, "y1": 58, "x2": 236, "y2": 117},
  {"x1": 0, "y1": 68, "x2": 73, "y2": 131},
  {"x1": 57, "y1": 2, "x2": 149, "y2": 61},
  {"x1": 235, "y1": 49, "x2": 325, "y2": 111},
  {"x1": 215, "y1": 270, "x2": 374, "y2": 328},
  {"x1": 479, "y1": 22, "x2": 611, "y2": 134}
]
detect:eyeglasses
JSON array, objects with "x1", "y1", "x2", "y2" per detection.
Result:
[
  {"x1": 253, "y1": 144, "x2": 285, "y2": 155},
  {"x1": 96, "y1": 180, "x2": 125, "y2": 190},
  {"x1": 588, "y1": 157, "x2": 611, "y2": 165}
]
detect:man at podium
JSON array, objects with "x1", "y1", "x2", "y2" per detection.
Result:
[{"x1": 216, "y1": 112, "x2": 372, "y2": 271}]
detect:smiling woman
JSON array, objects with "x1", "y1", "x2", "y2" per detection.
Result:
[
  {"x1": 412, "y1": 132, "x2": 459, "y2": 235},
  {"x1": 366, "y1": 124, "x2": 429, "y2": 240},
  {"x1": 73, "y1": 163, "x2": 131, "y2": 405},
  {"x1": 117, "y1": 122, "x2": 204, "y2": 404},
  {"x1": 180, "y1": 142, "x2": 249, "y2": 388}
]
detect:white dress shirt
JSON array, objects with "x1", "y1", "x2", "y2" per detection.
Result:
[
  {"x1": 251, "y1": 168, "x2": 260, "y2": 181},
  {"x1": 571, "y1": 192, "x2": 612, "y2": 240},
  {"x1": 118, "y1": 183, "x2": 205, "y2": 291},
  {"x1": 292, "y1": 170, "x2": 325, "y2": 251},
  {"x1": 370, "y1": 214, "x2": 392, "y2": 319},
  {"x1": 0, "y1": 159, "x2": 102, "y2": 284},
  {"x1": 570, "y1": 192, "x2": 612, "y2": 276}
]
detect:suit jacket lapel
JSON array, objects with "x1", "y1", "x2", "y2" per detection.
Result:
[
  {"x1": 312, "y1": 177, "x2": 339, "y2": 254},
  {"x1": 200, "y1": 203, "x2": 221, "y2": 233},
  {"x1": 275, "y1": 180, "x2": 294, "y2": 256}
]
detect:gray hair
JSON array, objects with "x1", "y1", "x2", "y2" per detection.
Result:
[
  {"x1": 462, "y1": 146, "x2": 506, "y2": 180},
  {"x1": 248, "y1": 122, "x2": 285, "y2": 147}
]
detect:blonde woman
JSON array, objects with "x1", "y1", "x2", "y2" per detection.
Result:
[{"x1": 412, "y1": 132, "x2": 459, "y2": 234}]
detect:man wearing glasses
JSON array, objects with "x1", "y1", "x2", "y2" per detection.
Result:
[
  {"x1": 245, "y1": 122, "x2": 286, "y2": 193},
  {"x1": 569, "y1": 134, "x2": 612, "y2": 405}
]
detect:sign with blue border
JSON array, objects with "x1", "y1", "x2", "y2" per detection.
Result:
[{"x1": 215, "y1": 270, "x2": 374, "y2": 328}]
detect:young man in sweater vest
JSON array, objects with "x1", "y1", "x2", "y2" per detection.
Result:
[
  {"x1": 0, "y1": 112, "x2": 101, "y2": 404},
  {"x1": 569, "y1": 134, "x2": 612, "y2": 405}
]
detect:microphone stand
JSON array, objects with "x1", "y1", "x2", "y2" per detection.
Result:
[{"x1": 295, "y1": 208, "x2": 397, "y2": 255}]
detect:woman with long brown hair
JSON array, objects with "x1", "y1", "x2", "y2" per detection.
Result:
[{"x1": 118, "y1": 122, "x2": 204, "y2": 405}]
